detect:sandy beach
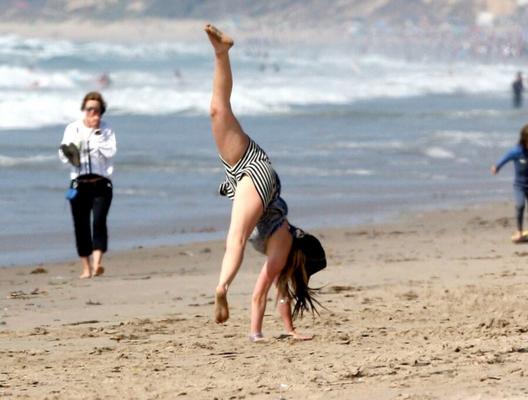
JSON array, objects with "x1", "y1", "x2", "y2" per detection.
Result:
[
  {"x1": 0, "y1": 18, "x2": 333, "y2": 44},
  {"x1": 1, "y1": 201, "x2": 528, "y2": 399}
]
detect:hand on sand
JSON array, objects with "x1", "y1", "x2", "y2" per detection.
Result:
[{"x1": 204, "y1": 24, "x2": 234, "y2": 54}]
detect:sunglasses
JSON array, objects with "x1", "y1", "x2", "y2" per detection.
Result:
[{"x1": 84, "y1": 106, "x2": 101, "y2": 114}]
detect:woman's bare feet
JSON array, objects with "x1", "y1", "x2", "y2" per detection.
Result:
[
  {"x1": 93, "y1": 265, "x2": 105, "y2": 277},
  {"x1": 79, "y1": 271, "x2": 91, "y2": 279},
  {"x1": 80, "y1": 257, "x2": 92, "y2": 279},
  {"x1": 287, "y1": 330, "x2": 314, "y2": 341},
  {"x1": 249, "y1": 332, "x2": 266, "y2": 343},
  {"x1": 215, "y1": 286, "x2": 229, "y2": 323},
  {"x1": 512, "y1": 231, "x2": 525, "y2": 243},
  {"x1": 204, "y1": 24, "x2": 234, "y2": 54}
]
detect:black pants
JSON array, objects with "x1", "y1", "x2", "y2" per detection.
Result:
[{"x1": 69, "y1": 176, "x2": 113, "y2": 257}]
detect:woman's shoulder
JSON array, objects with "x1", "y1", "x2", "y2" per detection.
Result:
[
  {"x1": 100, "y1": 121, "x2": 114, "y2": 134},
  {"x1": 64, "y1": 119, "x2": 82, "y2": 133}
]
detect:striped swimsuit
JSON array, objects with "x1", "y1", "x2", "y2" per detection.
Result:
[
  {"x1": 219, "y1": 138, "x2": 288, "y2": 253},
  {"x1": 219, "y1": 139, "x2": 279, "y2": 208}
]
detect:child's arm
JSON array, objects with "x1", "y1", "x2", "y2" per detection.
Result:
[
  {"x1": 493, "y1": 147, "x2": 520, "y2": 174},
  {"x1": 276, "y1": 289, "x2": 313, "y2": 340}
]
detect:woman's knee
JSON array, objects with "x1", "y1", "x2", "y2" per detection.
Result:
[
  {"x1": 209, "y1": 103, "x2": 231, "y2": 120},
  {"x1": 265, "y1": 256, "x2": 286, "y2": 275},
  {"x1": 252, "y1": 285, "x2": 270, "y2": 306},
  {"x1": 92, "y1": 219, "x2": 108, "y2": 233}
]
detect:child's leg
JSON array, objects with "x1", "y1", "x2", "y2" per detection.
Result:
[
  {"x1": 514, "y1": 185, "x2": 525, "y2": 237},
  {"x1": 215, "y1": 176, "x2": 263, "y2": 323},
  {"x1": 205, "y1": 24, "x2": 248, "y2": 164}
]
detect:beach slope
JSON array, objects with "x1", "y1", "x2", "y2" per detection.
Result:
[{"x1": 1, "y1": 202, "x2": 528, "y2": 399}]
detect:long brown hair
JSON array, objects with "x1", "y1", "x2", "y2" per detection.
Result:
[
  {"x1": 519, "y1": 124, "x2": 528, "y2": 149},
  {"x1": 276, "y1": 241, "x2": 322, "y2": 319}
]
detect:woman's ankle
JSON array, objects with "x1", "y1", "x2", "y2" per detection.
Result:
[{"x1": 216, "y1": 284, "x2": 228, "y2": 295}]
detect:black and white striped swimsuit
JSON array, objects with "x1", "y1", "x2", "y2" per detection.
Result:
[{"x1": 218, "y1": 139, "x2": 279, "y2": 208}]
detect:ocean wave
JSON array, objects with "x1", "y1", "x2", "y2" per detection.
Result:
[
  {"x1": 114, "y1": 188, "x2": 169, "y2": 197},
  {"x1": 283, "y1": 166, "x2": 374, "y2": 177},
  {"x1": 0, "y1": 154, "x2": 56, "y2": 167},
  {"x1": 449, "y1": 109, "x2": 505, "y2": 118},
  {"x1": 0, "y1": 93, "x2": 79, "y2": 129},
  {"x1": 321, "y1": 140, "x2": 458, "y2": 160},
  {"x1": 0, "y1": 65, "x2": 86, "y2": 89},
  {"x1": 0, "y1": 34, "x2": 525, "y2": 130},
  {"x1": 0, "y1": 35, "x2": 207, "y2": 64},
  {"x1": 422, "y1": 147, "x2": 455, "y2": 159},
  {"x1": 319, "y1": 140, "x2": 405, "y2": 151},
  {"x1": 431, "y1": 130, "x2": 512, "y2": 148}
]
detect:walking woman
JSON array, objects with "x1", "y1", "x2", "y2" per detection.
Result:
[
  {"x1": 491, "y1": 124, "x2": 528, "y2": 242},
  {"x1": 205, "y1": 25, "x2": 326, "y2": 341},
  {"x1": 59, "y1": 92, "x2": 117, "y2": 278}
]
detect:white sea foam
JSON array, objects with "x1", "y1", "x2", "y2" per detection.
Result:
[
  {"x1": 431, "y1": 130, "x2": 511, "y2": 148},
  {"x1": 423, "y1": 147, "x2": 455, "y2": 159},
  {"x1": 0, "y1": 34, "x2": 524, "y2": 130},
  {"x1": 319, "y1": 140, "x2": 406, "y2": 151},
  {"x1": 0, "y1": 154, "x2": 55, "y2": 167},
  {"x1": 283, "y1": 166, "x2": 374, "y2": 177}
]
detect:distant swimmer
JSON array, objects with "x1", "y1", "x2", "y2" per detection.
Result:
[
  {"x1": 97, "y1": 72, "x2": 112, "y2": 89},
  {"x1": 204, "y1": 24, "x2": 327, "y2": 342},
  {"x1": 491, "y1": 124, "x2": 528, "y2": 242},
  {"x1": 26, "y1": 65, "x2": 40, "y2": 89},
  {"x1": 512, "y1": 71, "x2": 524, "y2": 108},
  {"x1": 29, "y1": 80, "x2": 40, "y2": 89}
]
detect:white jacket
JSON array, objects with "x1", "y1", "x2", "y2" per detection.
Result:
[{"x1": 59, "y1": 119, "x2": 117, "y2": 179}]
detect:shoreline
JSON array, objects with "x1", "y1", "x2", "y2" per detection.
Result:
[
  {"x1": 0, "y1": 197, "x2": 513, "y2": 268},
  {"x1": 2, "y1": 200, "x2": 528, "y2": 398}
]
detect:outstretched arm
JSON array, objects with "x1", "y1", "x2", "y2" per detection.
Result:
[
  {"x1": 276, "y1": 289, "x2": 295, "y2": 333},
  {"x1": 276, "y1": 288, "x2": 313, "y2": 340},
  {"x1": 492, "y1": 147, "x2": 519, "y2": 174}
]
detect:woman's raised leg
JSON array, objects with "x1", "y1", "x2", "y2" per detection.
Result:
[
  {"x1": 205, "y1": 24, "x2": 248, "y2": 165},
  {"x1": 205, "y1": 25, "x2": 263, "y2": 323}
]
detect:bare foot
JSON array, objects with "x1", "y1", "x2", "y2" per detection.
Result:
[
  {"x1": 79, "y1": 271, "x2": 92, "y2": 279},
  {"x1": 249, "y1": 333, "x2": 266, "y2": 343},
  {"x1": 215, "y1": 286, "x2": 229, "y2": 323},
  {"x1": 287, "y1": 330, "x2": 314, "y2": 341},
  {"x1": 93, "y1": 265, "x2": 105, "y2": 277},
  {"x1": 204, "y1": 24, "x2": 234, "y2": 54},
  {"x1": 512, "y1": 231, "x2": 525, "y2": 243}
]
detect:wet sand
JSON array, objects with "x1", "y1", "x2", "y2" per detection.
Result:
[{"x1": 1, "y1": 202, "x2": 528, "y2": 399}]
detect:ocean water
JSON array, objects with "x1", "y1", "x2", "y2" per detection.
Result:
[{"x1": 0, "y1": 35, "x2": 526, "y2": 266}]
